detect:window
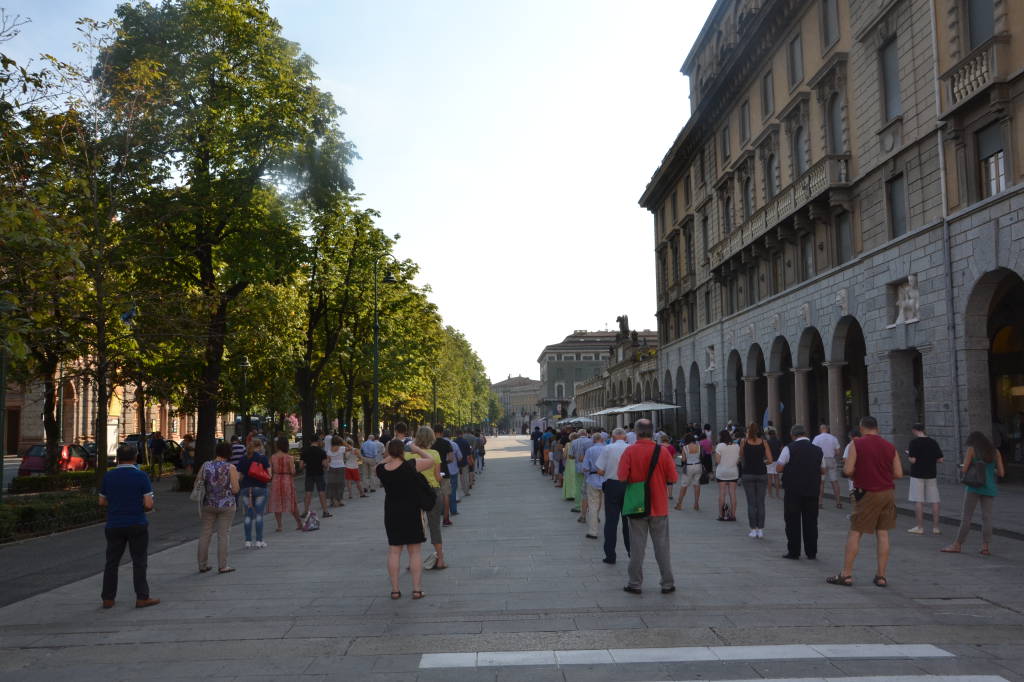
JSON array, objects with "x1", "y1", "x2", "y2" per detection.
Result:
[
  {"x1": 722, "y1": 196, "x2": 733, "y2": 233},
  {"x1": 977, "y1": 122, "x2": 1006, "y2": 198},
  {"x1": 683, "y1": 174, "x2": 692, "y2": 205},
  {"x1": 670, "y1": 191, "x2": 678, "y2": 223},
  {"x1": 726, "y1": 279, "x2": 738, "y2": 315},
  {"x1": 684, "y1": 228, "x2": 694, "y2": 274},
  {"x1": 968, "y1": 0, "x2": 994, "y2": 50},
  {"x1": 800, "y1": 234, "x2": 815, "y2": 281},
  {"x1": 793, "y1": 126, "x2": 809, "y2": 176},
  {"x1": 670, "y1": 237, "x2": 680, "y2": 281},
  {"x1": 698, "y1": 152, "x2": 706, "y2": 185},
  {"x1": 761, "y1": 71, "x2": 774, "y2": 118},
  {"x1": 742, "y1": 176, "x2": 754, "y2": 220},
  {"x1": 658, "y1": 250, "x2": 667, "y2": 289},
  {"x1": 687, "y1": 298, "x2": 697, "y2": 333},
  {"x1": 746, "y1": 268, "x2": 758, "y2": 306},
  {"x1": 562, "y1": 353, "x2": 576, "y2": 361},
  {"x1": 581, "y1": 354, "x2": 594, "y2": 360},
  {"x1": 701, "y1": 215, "x2": 710, "y2": 261},
  {"x1": 822, "y1": 0, "x2": 839, "y2": 48},
  {"x1": 827, "y1": 93, "x2": 844, "y2": 154},
  {"x1": 880, "y1": 39, "x2": 901, "y2": 121},
  {"x1": 704, "y1": 290, "x2": 712, "y2": 324},
  {"x1": 771, "y1": 252, "x2": 784, "y2": 293},
  {"x1": 721, "y1": 125, "x2": 730, "y2": 162},
  {"x1": 766, "y1": 154, "x2": 779, "y2": 197},
  {"x1": 836, "y1": 211, "x2": 853, "y2": 264},
  {"x1": 739, "y1": 100, "x2": 750, "y2": 143},
  {"x1": 887, "y1": 174, "x2": 908, "y2": 237},
  {"x1": 788, "y1": 35, "x2": 804, "y2": 86},
  {"x1": 555, "y1": 383, "x2": 565, "y2": 399}
]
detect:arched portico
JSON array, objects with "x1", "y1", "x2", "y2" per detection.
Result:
[
  {"x1": 726, "y1": 350, "x2": 745, "y2": 426},
  {"x1": 745, "y1": 344, "x2": 767, "y2": 430},
  {"x1": 797, "y1": 327, "x2": 828, "y2": 431},
  {"x1": 831, "y1": 315, "x2": 869, "y2": 439},
  {"x1": 769, "y1": 336, "x2": 795, "y2": 437},
  {"x1": 688, "y1": 362, "x2": 702, "y2": 426}
]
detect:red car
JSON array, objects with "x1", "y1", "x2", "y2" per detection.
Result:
[{"x1": 17, "y1": 444, "x2": 91, "y2": 477}]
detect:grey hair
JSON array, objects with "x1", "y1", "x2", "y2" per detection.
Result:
[{"x1": 611, "y1": 427, "x2": 627, "y2": 437}]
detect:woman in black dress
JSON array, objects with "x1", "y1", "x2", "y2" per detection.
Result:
[{"x1": 377, "y1": 438, "x2": 435, "y2": 600}]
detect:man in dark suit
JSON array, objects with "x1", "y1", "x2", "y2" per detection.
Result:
[{"x1": 776, "y1": 424, "x2": 825, "y2": 559}]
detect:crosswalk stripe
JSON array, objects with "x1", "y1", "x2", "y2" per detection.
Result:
[
  {"x1": 419, "y1": 643, "x2": 954, "y2": 668},
  {"x1": 645, "y1": 678, "x2": 1007, "y2": 682}
]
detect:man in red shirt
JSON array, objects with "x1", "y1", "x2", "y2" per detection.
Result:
[
  {"x1": 617, "y1": 419, "x2": 678, "y2": 594},
  {"x1": 828, "y1": 415, "x2": 903, "y2": 587}
]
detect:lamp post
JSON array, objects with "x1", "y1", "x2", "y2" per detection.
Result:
[
  {"x1": 371, "y1": 263, "x2": 397, "y2": 436},
  {"x1": 239, "y1": 356, "x2": 251, "y2": 437}
]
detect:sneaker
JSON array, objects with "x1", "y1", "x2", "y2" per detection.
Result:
[
  {"x1": 244, "y1": 541, "x2": 253, "y2": 549},
  {"x1": 257, "y1": 541, "x2": 268, "y2": 548},
  {"x1": 756, "y1": 529, "x2": 764, "y2": 538},
  {"x1": 932, "y1": 527, "x2": 942, "y2": 535},
  {"x1": 907, "y1": 526, "x2": 924, "y2": 535},
  {"x1": 748, "y1": 529, "x2": 758, "y2": 538}
]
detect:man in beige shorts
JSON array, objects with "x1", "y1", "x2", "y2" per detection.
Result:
[{"x1": 827, "y1": 416, "x2": 903, "y2": 588}]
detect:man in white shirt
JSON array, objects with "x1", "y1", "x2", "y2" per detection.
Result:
[
  {"x1": 625, "y1": 425, "x2": 637, "y2": 445},
  {"x1": 359, "y1": 433, "x2": 384, "y2": 493},
  {"x1": 812, "y1": 423, "x2": 843, "y2": 509},
  {"x1": 595, "y1": 428, "x2": 631, "y2": 564}
]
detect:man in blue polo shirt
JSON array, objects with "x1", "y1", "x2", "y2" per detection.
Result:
[{"x1": 99, "y1": 443, "x2": 159, "y2": 609}]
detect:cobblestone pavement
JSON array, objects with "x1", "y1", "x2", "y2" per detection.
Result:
[{"x1": 1, "y1": 436, "x2": 1022, "y2": 682}]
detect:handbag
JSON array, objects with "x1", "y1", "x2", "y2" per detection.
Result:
[
  {"x1": 247, "y1": 460, "x2": 271, "y2": 484},
  {"x1": 962, "y1": 457, "x2": 987, "y2": 487},
  {"x1": 415, "y1": 470, "x2": 437, "y2": 512},
  {"x1": 622, "y1": 444, "x2": 661, "y2": 518},
  {"x1": 189, "y1": 464, "x2": 206, "y2": 502}
]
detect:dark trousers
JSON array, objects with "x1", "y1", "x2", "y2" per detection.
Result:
[
  {"x1": 102, "y1": 524, "x2": 150, "y2": 600},
  {"x1": 602, "y1": 480, "x2": 630, "y2": 561},
  {"x1": 783, "y1": 491, "x2": 819, "y2": 558}
]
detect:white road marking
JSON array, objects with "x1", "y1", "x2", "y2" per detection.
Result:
[{"x1": 419, "y1": 642, "x2": 955, "y2": 668}]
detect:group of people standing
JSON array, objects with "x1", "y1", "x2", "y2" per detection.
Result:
[{"x1": 530, "y1": 413, "x2": 1007, "y2": 594}]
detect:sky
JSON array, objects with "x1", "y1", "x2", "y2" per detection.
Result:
[{"x1": 3, "y1": 0, "x2": 715, "y2": 383}]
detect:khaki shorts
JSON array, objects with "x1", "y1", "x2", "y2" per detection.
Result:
[
  {"x1": 908, "y1": 477, "x2": 939, "y2": 503},
  {"x1": 850, "y1": 488, "x2": 897, "y2": 534},
  {"x1": 823, "y1": 457, "x2": 840, "y2": 482}
]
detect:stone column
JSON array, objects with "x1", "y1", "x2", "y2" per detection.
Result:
[
  {"x1": 765, "y1": 372, "x2": 782, "y2": 431},
  {"x1": 742, "y1": 376, "x2": 759, "y2": 428},
  {"x1": 824, "y1": 361, "x2": 847, "y2": 440},
  {"x1": 793, "y1": 367, "x2": 812, "y2": 430}
]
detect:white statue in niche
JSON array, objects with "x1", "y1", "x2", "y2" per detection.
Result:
[
  {"x1": 836, "y1": 288, "x2": 849, "y2": 316},
  {"x1": 800, "y1": 303, "x2": 811, "y2": 326},
  {"x1": 890, "y1": 274, "x2": 920, "y2": 326},
  {"x1": 706, "y1": 346, "x2": 717, "y2": 372}
]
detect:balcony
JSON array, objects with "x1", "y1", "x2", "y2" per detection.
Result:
[
  {"x1": 709, "y1": 154, "x2": 846, "y2": 269},
  {"x1": 941, "y1": 35, "x2": 1011, "y2": 117}
]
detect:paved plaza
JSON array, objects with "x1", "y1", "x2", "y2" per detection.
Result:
[{"x1": 1, "y1": 437, "x2": 1023, "y2": 682}]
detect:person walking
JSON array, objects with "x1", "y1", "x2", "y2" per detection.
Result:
[
  {"x1": 177, "y1": 433, "x2": 193, "y2": 473},
  {"x1": 776, "y1": 424, "x2": 825, "y2": 559},
  {"x1": 828, "y1": 416, "x2": 902, "y2": 587},
  {"x1": 325, "y1": 435, "x2": 347, "y2": 506},
  {"x1": 301, "y1": 435, "x2": 332, "y2": 518},
  {"x1": 906, "y1": 423, "x2": 944, "y2": 535},
  {"x1": 714, "y1": 430, "x2": 740, "y2": 521},
  {"x1": 813, "y1": 423, "x2": 843, "y2": 509},
  {"x1": 596, "y1": 428, "x2": 630, "y2": 564},
  {"x1": 454, "y1": 429, "x2": 472, "y2": 498},
  {"x1": 740, "y1": 423, "x2": 772, "y2": 537},
  {"x1": 229, "y1": 435, "x2": 245, "y2": 469},
  {"x1": 343, "y1": 437, "x2": 364, "y2": 500},
  {"x1": 580, "y1": 433, "x2": 606, "y2": 539},
  {"x1": 268, "y1": 436, "x2": 303, "y2": 532},
  {"x1": 618, "y1": 419, "x2": 678, "y2": 594},
  {"x1": 674, "y1": 433, "x2": 704, "y2": 511},
  {"x1": 237, "y1": 438, "x2": 272, "y2": 549},
  {"x1": 530, "y1": 426, "x2": 543, "y2": 466},
  {"x1": 196, "y1": 442, "x2": 240, "y2": 573},
  {"x1": 99, "y1": 443, "x2": 159, "y2": 609},
  {"x1": 941, "y1": 431, "x2": 1005, "y2": 556},
  {"x1": 377, "y1": 438, "x2": 436, "y2": 600},
  {"x1": 360, "y1": 433, "x2": 384, "y2": 493},
  {"x1": 474, "y1": 429, "x2": 487, "y2": 472},
  {"x1": 406, "y1": 426, "x2": 445, "y2": 569}
]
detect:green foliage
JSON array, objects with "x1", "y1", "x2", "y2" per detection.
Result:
[
  {"x1": 8, "y1": 471, "x2": 97, "y2": 494},
  {"x1": 0, "y1": 492, "x2": 106, "y2": 543}
]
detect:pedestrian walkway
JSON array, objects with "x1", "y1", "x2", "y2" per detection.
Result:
[{"x1": 0, "y1": 436, "x2": 1022, "y2": 681}]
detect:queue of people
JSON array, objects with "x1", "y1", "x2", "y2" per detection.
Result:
[{"x1": 528, "y1": 414, "x2": 1006, "y2": 595}]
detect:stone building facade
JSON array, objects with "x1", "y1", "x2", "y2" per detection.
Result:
[
  {"x1": 537, "y1": 331, "x2": 615, "y2": 417},
  {"x1": 491, "y1": 375, "x2": 544, "y2": 433},
  {"x1": 640, "y1": 0, "x2": 1024, "y2": 481}
]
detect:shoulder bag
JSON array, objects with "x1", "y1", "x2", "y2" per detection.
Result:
[
  {"x1": 962, "y1": 457, "x2": 987, "y2": 488},
  {"x1": 189, "y1": 463, "x2": 207, "y2": 503},
  {"x1": 247, "y1": 459, "x2": 271, "y2": 484},
  {"x1": 622, "y1": 444, "x2": 661, "y2": 518}
]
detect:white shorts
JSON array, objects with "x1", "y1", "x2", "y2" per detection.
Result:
[
  {"x1": 823, "y1": 457, "x2": 839, "y2": 482},
  {"x1": 681, "y1": 463, "x2": 703, "y2": 487},
  {"x1": 908, "y1": 477, "x2": 940, "y2": 503}
]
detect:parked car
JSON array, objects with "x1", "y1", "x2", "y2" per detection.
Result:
[
  {"x1": 119, "y1": 434, "x2": 184, "y2": 467},
  {"x1": 17, "y1": 444, "x2": 91, "y2": 477}
]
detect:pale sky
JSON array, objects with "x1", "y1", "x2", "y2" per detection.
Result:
[{"x1": 4, "y1": 0, "x2": 715, "y2": 382}]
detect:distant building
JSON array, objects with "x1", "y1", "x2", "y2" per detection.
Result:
[
  {"x1": 537, "y1": 331, "x2": 617, "y2": 417},
  {"x1": 491, "y1": 375, "x2": 543, "y2": 433}
]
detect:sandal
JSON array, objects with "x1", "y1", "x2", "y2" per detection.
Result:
[
  {"x1": 826, "y1": 574, "x2": 853, "y2": 586},
  {"x1": 198, "y1": 566, "x2": 212, "y2": 573},
  {"x1": 980, "y1": 546, "x2": 991, "y2": 556},
  {"x1": 873, "y1": 575, "x2": 888, "y2": 587},
  {"x1": 940, "y1": 544, "x2": 961, "y2": 553},
  {"x1": 411, "y1": 590, "x2": 425, "y2": 600},
  {"x1": 390, "y1": 591, "x2": 401, "y2": 600},
  {"x1": 218, "y1": 567, "x2": 236, "y2": 574}
]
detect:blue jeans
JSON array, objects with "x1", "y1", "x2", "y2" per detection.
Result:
[
  {"x1": 240, "y1": 487, "x2": 267, "y2": 542},
  {"x1": 449, "y1": 473, "x2": 459, "y2": 515}
]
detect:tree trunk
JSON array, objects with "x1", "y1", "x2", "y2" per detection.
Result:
[
  {"x1": 195, "y1": 300, "x2": 229, "y2": 472},
  {"x1": 296, "y1": 365, "x2": 315, "y2": 450},
  {"x1": 39, "y1": 356, "x2": 60, "y2": 474}
]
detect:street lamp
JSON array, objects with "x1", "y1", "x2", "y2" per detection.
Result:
[
  {"x1": 371, "y1": 263, "x2": 398, "y2": 435},
  {"x1": 239, "y1": 355, "x2": 251, "y2": 437}
]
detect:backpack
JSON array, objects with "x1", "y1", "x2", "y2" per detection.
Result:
[{"x1": 302, "y1": 510, "x2": 320, "y2": 532}]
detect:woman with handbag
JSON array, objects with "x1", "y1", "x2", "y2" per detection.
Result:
[
  {"x1": 268, "y1": 436, "x2": 303, "y2": 532},
  {"x1": 237, "y1": 437, "x2": 272, "y2": 549},
  {"x1": 674, "y1": 433, "x2": 704, "y2": 511},
  {"x1": 942, "y1": 431, "x2": 1005, "y2": 556},
  {"x1": 378, "y1": 437, "x2": 438, "y2": 599},
  {"x1": 197, "y1": 442, "x2": 240, "y2": 573},
  {"x1": 714, "y1": 430, "x2": 740, "y2": 521}
]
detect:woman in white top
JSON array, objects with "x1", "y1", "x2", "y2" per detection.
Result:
[
  {"x1": 714, "y1": 429, "x2": 740, "y2": 521},
  {"x1": 674, "y1": 433, "x2": 704, "y2": 511},
  {"x1": 342, "y1": 438, "x2": 363, "y2": 500},
  {"x1": 326, "y1": 436, "x2": 346, "y2": 507}
]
